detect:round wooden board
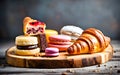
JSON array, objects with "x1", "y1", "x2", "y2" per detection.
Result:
[{"x1": 6, "y1": 45, "x2": 113, "y2": 68}]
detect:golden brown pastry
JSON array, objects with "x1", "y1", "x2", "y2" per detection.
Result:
[
  {"x1": 23, "y1": 17, "x2": 46, "y2": 35},
  {"x1": 67, "y1": 28, "x2": 110, "y2": 55}
]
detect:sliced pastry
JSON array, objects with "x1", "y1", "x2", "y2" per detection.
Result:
[{"x1": 23, "y1": 17, "x2": 46, "y2": 35}]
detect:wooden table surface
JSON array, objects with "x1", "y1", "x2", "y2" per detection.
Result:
[{"x1": 0, "y1": 40, "x2": 120, "y2": 75}]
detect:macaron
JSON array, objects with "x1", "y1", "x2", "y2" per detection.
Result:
[
  {"x1": 15, "y1": 35, "x2": 40, "y2": 56},
  {"x1": 48, "y1": 44, "x2": 71, "y2": 51},
  {"x1": 60, "y1": 25, "x2": 83, "y2": 41},
  {"x1": 45, "y1": 47, "x2": 59, "y2": 57},
  {"x1": 45, "y1": 29, "x2": 58, "y2": 43},
  {"x1": 49, "y1": 35, "x2": 71, "y2": 45},
  {"x1": 48, "y1": 35, "x2": 72, "y2": 51}
]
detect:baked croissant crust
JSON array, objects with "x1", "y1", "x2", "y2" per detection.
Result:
[
  {"x1": 23, "y1": 17, "x2": 46, "y2": 35},
  {"x1": 67, "y1": 28, "x2": 110, "y2": 55}
]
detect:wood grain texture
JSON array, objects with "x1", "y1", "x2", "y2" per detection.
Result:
[{"x1": 6, "y1": 45, "x2": 113, "y2": 68}]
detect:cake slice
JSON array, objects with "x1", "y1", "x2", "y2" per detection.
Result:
[{"x1": 23, "y1": 17, "x2": 46, "y2": 35}]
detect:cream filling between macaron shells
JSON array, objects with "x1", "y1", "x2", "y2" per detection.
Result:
[
  {"x1": 16, "y1": 44, "x2": 38, "y2": 50},
  {"x1": 15, "y1": 35, "x2": 39, "y2": 50}
]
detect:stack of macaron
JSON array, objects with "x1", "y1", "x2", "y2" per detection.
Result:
[
  {"x1": 47, "y1": 25, "x2": 84, "y2": 52},
  {"x1": 48, "y1": 35, "x2": 72, "y2": 52}
]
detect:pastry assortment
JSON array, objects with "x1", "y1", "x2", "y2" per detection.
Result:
[
  {"x1": 14, "y1": 16, "x2": 111, "y2": 57},
  {"x1": 14, "y1": 17, "x2": 47, "y2": 55},
  {"x1": 6, "y1": 16, "x2": 113, "y2": 68}
]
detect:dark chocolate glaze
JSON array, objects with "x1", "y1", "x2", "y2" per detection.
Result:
[{"x1": 17, "y1": 44, "x2": 38, "y2": 50}]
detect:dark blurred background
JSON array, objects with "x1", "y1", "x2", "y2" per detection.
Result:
[{"x1": 0, "y1": 0, "x2": 120, "y2": 43}]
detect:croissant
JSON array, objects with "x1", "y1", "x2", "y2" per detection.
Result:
[{"x1": 67, "y1": 28, "x2": 110, "y2": 55}]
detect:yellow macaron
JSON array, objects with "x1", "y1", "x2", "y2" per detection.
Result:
[
  {"x1": 15, "y1": 35, "x2": 40, "y2": 56},
  {"x1": 45, "y1": 29, "x2": 58, "y2": 43}
]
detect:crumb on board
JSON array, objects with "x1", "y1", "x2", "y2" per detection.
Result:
[
  {"x1": 61, "y1": 72, "x2": 68, "y2": 75},
  {"x1": 34, "y1": 53, "x2": 41, "y2": 57},
  {"x1": 92, "y1": 69, "x2": 100, "y2": 73},
  {"x1": 66, "y1": 69, "x2": 75, "y2": 73}
]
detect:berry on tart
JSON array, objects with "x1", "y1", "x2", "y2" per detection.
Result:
[{"x1": 23, "y1": 17, "x2": 46, "y2": 35}]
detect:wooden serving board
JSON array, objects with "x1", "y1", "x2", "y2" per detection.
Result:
[{"x1": 6, "y1": 45, "x2": 113, "y2": 68}]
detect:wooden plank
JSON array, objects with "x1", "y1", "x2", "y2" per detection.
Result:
[
  {"x1": 0, "y1": 61, "x2": 120, "y2": 73},
  {"x1": 6, "y1": 45, "x2": 113, "y2": 68},
  {"x1": 0, "y1": 40, "x2": 120, "y2": 74}
]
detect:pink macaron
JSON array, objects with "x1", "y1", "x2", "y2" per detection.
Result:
[
  {"x1": 48, "y1": 35, "x2": 72, "y2": 51},
  {"x1": 48, "y1": 44, "x2": 71, "y2": 52},
  {"x1": 45, "y1": 47, "x2": 59, "y2": 57},
  {"x1": 49, "y1": 35, "x2": 71, "y2": 45}
]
